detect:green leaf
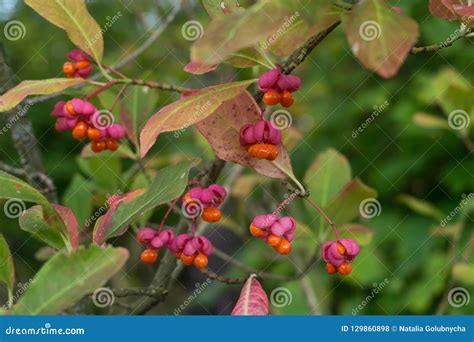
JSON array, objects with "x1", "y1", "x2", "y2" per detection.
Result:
[
  {"x1": 327, "y1": 178, "x2": 378, "y2": 225},
  {"x1": 63, "y1": 174, "x2": 93, "y2": 230},
  {"x1": 0, "y1": 234, "x2": 15, "y2": 302},
  {"x1": 25, "y1": 0, "x2": 104, "y2": 63},
  {"x1": 397, "y1": 194, "x2": 444, "y2": 221},
  {"x1": 77, "y1": 154, "x2": 122, "y2": 192},
  {"x1": 191, "y1": 1, "x2": 295, "y2": 64},
  {"x1": 200, "y1": 0, "x2": 245, "y2": 18},
  {"x1": 341, "y1": 0, "x2": 419, "y2": 78},
  {"x1": 140, "y1": 79, "x2": 256, "y2": 157},
  {"x1": 93, "y1": 160, "x2": 195, "y2": 243},
  {"x1": 339, "y1": 224, "x2": 374, "y2": 246},
  {"x1": 413, "y1": 112, "x2": 449, "y2": 130},
  {"x1": 227, "y1": 48, "x2": 269, "y2": 68},
  {"x1": 304, "y1": 148, "x2": 352, "y2": 208},
  {"x1": 11, "y1": 245, "x2": 128, "y2": 315},
  {"x1": 452, "y1": 263, "x2": 474, "y2": 286},
  {"x1": 19, "y1": 206, "x2": 67, "y2": 249},
  {"x1": 0, "y1": 78, "x2": 85, "y2": 112}
]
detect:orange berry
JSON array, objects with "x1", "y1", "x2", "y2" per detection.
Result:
[
  {"x1": 276, "y1": 239, "x2": 292, "y2": 255},
  {"x1": 325, "y1": 263, "x2": 337, "y2": 274},
  {"x1": 267, "y1": 144, "x2": 278, "y2": 160},
  {"x1": 249, "y1": 224, "x2": 265, "y2": 237},
  {"x1": 63, "y1": 62, "x2": 76, "y2": 75},
  {"x1": 65, "y1": 101, "x2": 77, "y2": 116},
  {"x1": 280, "y1": 91, "x2": 294, "y2": 108},
  {"x1": 263, "y1": 90, "x2": 281, "y2": 106},
  {"x1": 180, "y1": 253, "x2": 195, "y2": 266},
  {"x1": 72, "y1": 121, "x2": 88, "y2": 140},
  {"x1": 202, "y1": 207, "x2": 222, "y2": 223},
  {"x1": 75, "y1": 60, "x2": 91, "y2": 70},
  {"x1": 91, "y1": 140, "x2": 106, "y2": 153},
  {"x1": 193, "y1": 253, "x2": 208, "y2": 269},
  {"x1": 173, "y1": 251, "x2": 182, "y2": 259},
  {"x1": 267, "y1": 234, "x2": 282, "y2": 247},
  {"x1": 337, "y1": 262, "x2": 352, "y2": 276},
  {"x1": 87, "y1": 127, "x2": 101, "y2": 141},
  {"x1": 106, "y1": 139, "x2": 119, "y2": 151},
  {"x1": 336, "y1": 242, "x2": 346, "y2": 255},
  {"x1": 248, "y1": 143, "x2": 279, "y2": 161},
  {"x1": 140, "y1": 249, "x2": 158, "y2": 264}
]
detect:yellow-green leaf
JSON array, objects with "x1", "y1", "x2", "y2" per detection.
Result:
[
  {"x1": 0, "y1": 78, "x2": 85, "y2": 112},
  {"x1": 0, "y1": 234, "x2": 15, "y2": 302},
  {"x1": 25, "y1": 0, "x2": 104, "y2": 63}
]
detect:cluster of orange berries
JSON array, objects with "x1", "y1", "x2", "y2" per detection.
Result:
[
  {"x1": 249, "y1": 214, "x2": 296, "y2": 255},
  {"x1": 170, "y1": 234, "x2": 213, "y2": 269},
  {"x1": 62, "y1": 50, "x2": 93, "y2": 78},
  {"x1": 182, "y1": 184, "x2": 227, "y2": 223},
  {"x1": 322, "y1": 239, "x2": 360, "y2": 276},
  {"x1": 51, "y1": 98, "x2": 126, "y2": 153},
  {"x1": 258, "y1": 66, "x2": 301, "y2": 108}
]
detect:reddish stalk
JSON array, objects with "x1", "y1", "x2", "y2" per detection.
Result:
[
  {"x1": 304, "y1": 196, "x2": 340, "y2": 239},
  {"x1": 109, "y1": 84, "x2": 128, "y2": 112},
  {"x1": 159, "y1": 196, "x2": 181, "y2": 230},
  {"x1": 85, "y1": 80, "x2": 118, "y2": 100},
  {"x1": 101, "y1": 63, "x2": 128, "y2": 79}
]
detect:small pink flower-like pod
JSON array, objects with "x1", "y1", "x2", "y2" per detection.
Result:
[
  {"x1": 322, "y1": 238, "x2": 360, "y2": 267},
  {"x1": 195, "y1": 236, "x2": 213, "y2": 256},
  {"x1": 258, "y1": 67, "x2": 281, "y2": 92},
  {"x1": 51, "y1": 101, "x2": 66, "y2": 117},
  {"x1": 68, "y1": 49, "x2": 91, "y2": 62},
  {"x1": 270, "y1": 216, "x2": 296, "y2": 241},
  {"x1": 137, "y1": 227, "x2": 157, "y2": 245},
  {"x1": 150, "y1": 229, "x2": 175, "y2": 249},
  {"x1": 338, "y1": 238, "x2": 360, "y2": 261},
  {"x1": 277, "y1": 74, "x2": 301, "y2": 92},
  {"x1": 253, "y1": 120, "x2": 282, "y2": 146},
  {"x1": 239, "y1": 124, "x2": 256, "y2": 146},
  {"x1": 207, "y1": 184, "x2": 227, "y2": 207},
  {"x1": 55, "y1": 118, "x2": 70, "y2": 132},
  {"x1": 81, "y1": 101, "x2": 96, "y2": 116},
  {"x1": 252, "y1": 214, "x2": 278, "y2": 230},
  {"x1": 76, "y1": 65, "x2": 93, "y2": 78},
  {"x1": 65, "y1": 98, "x2": 84, "y2": 115},
  {"x1": 200, "y1": 188, "x2": 215, "y2": 205},
  {"x1": 107, "y1": 124, "x2": 126, "y2": 139},
  {"x1": 170, "y1": 233, "x2": 192, "y2": 253}
]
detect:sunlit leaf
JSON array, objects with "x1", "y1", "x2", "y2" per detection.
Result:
[{"x1": 231, "y1": 274, "x2": 269, "y2": 315}]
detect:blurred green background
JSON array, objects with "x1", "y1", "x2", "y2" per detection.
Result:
[{"x1": 0, "y1": 0, "x2": 473, "y2": 315}]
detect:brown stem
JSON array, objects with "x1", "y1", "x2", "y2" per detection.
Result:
[{"x1": 304, "y1": 196, "x2": 339, "y2": 239}]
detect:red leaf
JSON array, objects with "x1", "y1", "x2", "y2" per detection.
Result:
[
  {"x1": 92, "y1": 189, "x2": 146, "y2": 245},
  {"x1": 52, "y1": 205, "x2": 79, "y2": 250},
  {"x1": 342, "y1": 0, "x2": 419, "y2": 78},
  {"x1": 231, "y1": 274, "x2": 269, "y2": 315},
  {"x1": 195, "y1": 91, "x2": 294, "y2": 179},
  {"x1": 184, "y1": 59, "x2": 217, "y2": 75},
  {"x1": 429, "y1": 0, "x2": 458, "y2": 20}
]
